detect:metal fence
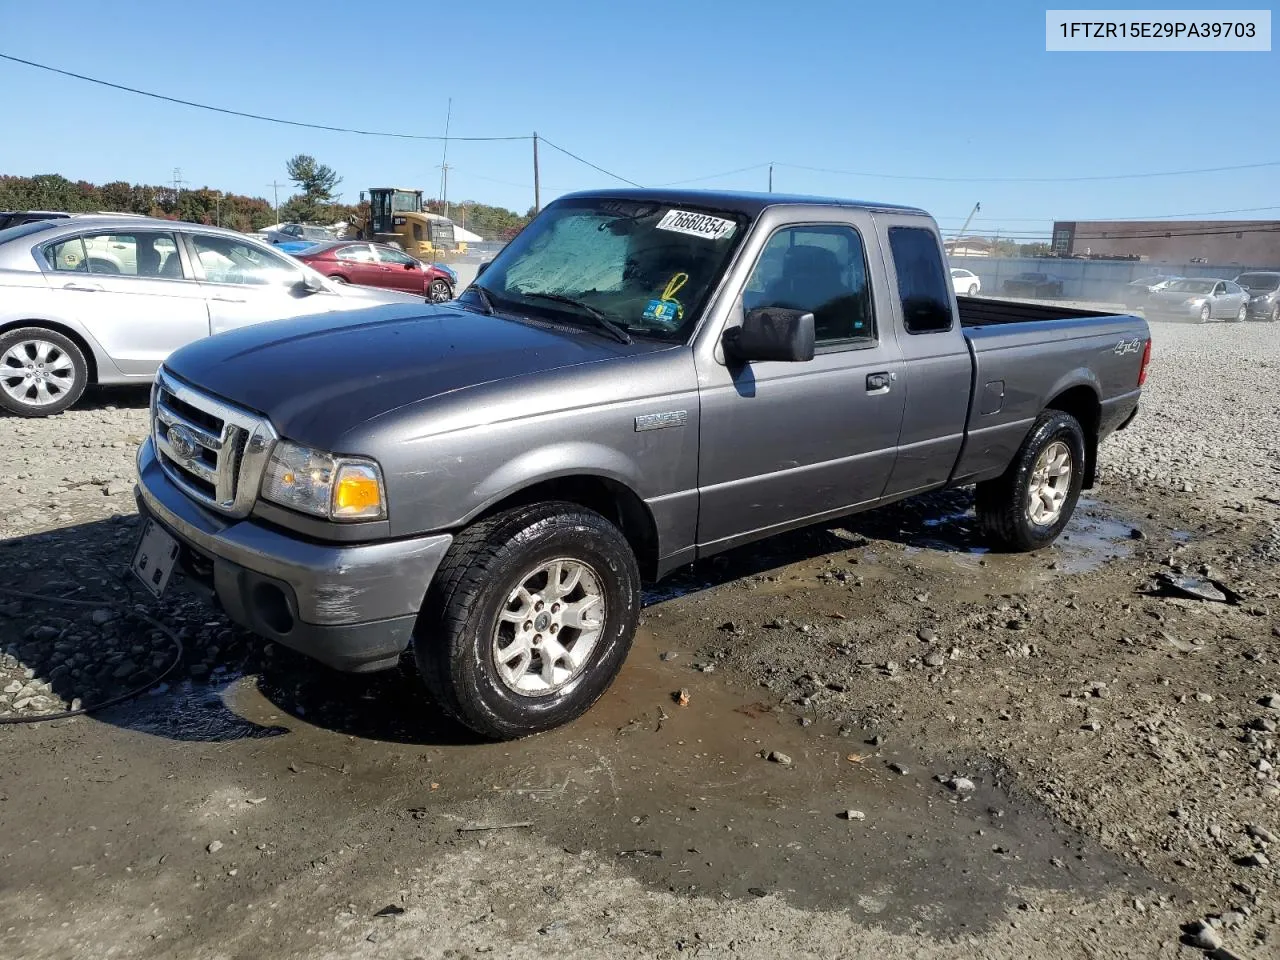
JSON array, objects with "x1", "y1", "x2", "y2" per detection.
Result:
[{"x1": 949, "y1": 255, "x2": 1279, "y2": 303}]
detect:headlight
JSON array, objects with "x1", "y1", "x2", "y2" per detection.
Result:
[{"x1": 260, "y1": 441, "x2": 386, "y2": 521}]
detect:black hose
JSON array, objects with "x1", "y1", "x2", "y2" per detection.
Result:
[{"x1": 0, "y1": 586, "x2": 184, "y2": 724}]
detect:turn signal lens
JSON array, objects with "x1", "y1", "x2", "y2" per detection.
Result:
[{"x1": 332, "y1": 463, "x2": 385, "y2": 520}]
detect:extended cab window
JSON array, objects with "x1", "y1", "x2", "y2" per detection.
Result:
[
  {"x1": 743, "y1": 225, "x2": 874, "y2": 345},
  {"x1": 888, "y1": 226, "x2": 953, "y2": 334}
]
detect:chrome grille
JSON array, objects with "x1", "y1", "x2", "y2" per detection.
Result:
[{"x1": 151, "y1": 368, "x2": 276, "y2": 517}]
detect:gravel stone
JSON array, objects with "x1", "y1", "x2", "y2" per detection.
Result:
[
  {"x1": 767, "y1": 751, "x2": 793, "y2": 766},
  {"x1": 1184, "y1": 920, "x2": 1222, "y2": 950}
]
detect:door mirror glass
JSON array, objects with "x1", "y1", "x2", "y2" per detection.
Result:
[
  {"x1": 476, "y1": 261, "x2": 490, "y2": 277},
  {"x1": 724, "y1": 307, "x2": 815, "y2": 363}
]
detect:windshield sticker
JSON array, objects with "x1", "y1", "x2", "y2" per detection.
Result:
[{"x1": 656, "y1": 210, "x2": 737, "y2": 241}]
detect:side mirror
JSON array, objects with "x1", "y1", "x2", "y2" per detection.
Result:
[
  {"x1": 723, "y1": 307, "x2": 816, "y2": 363},
  {"x1": 293, "y1": 274, "x2": 327, "y2": 296},
  {"x1": 476, "y1": 261, "x2": 491, "y2": 278}
]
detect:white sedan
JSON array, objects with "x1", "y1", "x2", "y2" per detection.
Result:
[{"x1": 950, "y1": 267, "x2": 981, "y2": 296}]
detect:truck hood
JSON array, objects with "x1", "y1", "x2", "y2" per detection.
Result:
[{"x1": 163, "y1": 302, "x2": 641, "y2": 447}]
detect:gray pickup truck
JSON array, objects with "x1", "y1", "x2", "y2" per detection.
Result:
[{"x1": 133, "y1": 189, "x2": 1150, "y2": 738}]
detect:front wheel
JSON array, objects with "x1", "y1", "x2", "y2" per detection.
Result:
[
  {"x1": 415, "y1": 502, "x2": 641, "y2": 740},
  {"x1": 330, "y1": 274, "x2": 349, "y2": 284},
  {"x1": 968, "y1": 284, "x2": 979, "y2": 296},
  {"x1": 976, "y1": 410, "x2": 1087, "y2": 552},
  {"x1": 0, "y1": 327, "x2": 89, "y2": 417},
  {"x1": 428, "y1": 278, "x2": 453, "y2": 302},
  {"x1": 1271, "y1": 304, "x2": 1280, "y2": 323},
  {"x1": 1198, "y1": 304, "x2": 1211, "y2": 324}
]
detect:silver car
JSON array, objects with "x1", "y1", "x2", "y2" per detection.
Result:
[
  {"x1": 1144, "y1": 277, "x2": 1249, "y2": 323},
  {"x1": 0, "y1": 215, "x2": 418, "y2": 417}
]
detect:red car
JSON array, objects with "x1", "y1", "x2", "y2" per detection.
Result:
[{"x1": 293, "y1": 241, "x2": 455, "y2": 301}]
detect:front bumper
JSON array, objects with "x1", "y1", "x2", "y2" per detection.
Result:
[
  {"x1": 1246, "y1": 300, "x2": 1277, "y2": 319},
  {"x1": 135, "y1": 438, "x2": 453, "y2": 672}
]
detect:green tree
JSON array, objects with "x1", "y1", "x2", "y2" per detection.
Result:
[{"x1": 285, "y1": 154, "x2": 342, "y2": 223}]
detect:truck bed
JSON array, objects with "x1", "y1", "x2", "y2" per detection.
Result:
[{"x1": 957, "y1": 296, "x2": 1120, "y2": 327}]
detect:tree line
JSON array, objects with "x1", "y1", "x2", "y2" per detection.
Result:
[{"x1": 1, "y1": 155, "x2": 535, "y2": 240}]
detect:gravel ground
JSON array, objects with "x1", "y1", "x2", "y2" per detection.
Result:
[{"x1": 0, "y1": 318, "x2": 1278, "y2": 959}]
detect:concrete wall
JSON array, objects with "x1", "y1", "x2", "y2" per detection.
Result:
[{"x1": 950, "y1": 255, "x2": 1276, "y2": 303}]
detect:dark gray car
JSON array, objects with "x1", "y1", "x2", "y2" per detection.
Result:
[
  {"x1": 134, "y1": 189, "x2": 1148, "y2": 739},
  {"x1": 1235, "y1": 271, "x2": 1280, "y2": 322}
]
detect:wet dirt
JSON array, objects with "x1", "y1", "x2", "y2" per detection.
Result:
[
  {"x1": 2, "y1": 484, "x2": 1276, "y2": 959},
  {"x1": 92, "y1": 626, "x2": 1151, "y2": 938}
]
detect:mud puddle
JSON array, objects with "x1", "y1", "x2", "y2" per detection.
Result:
[
  {"x1": 646, "y1": 492, "x2": 1138, "y2": 610},
  {"x1": 110, "y1": 630, "x2": 1156, "y2": 937}
]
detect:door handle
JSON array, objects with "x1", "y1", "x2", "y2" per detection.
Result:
[
  {"x1": 866, "y1": 372, "x2": 893, "y2": 394},
  {"x1": 62, "y1": 282, "x2": 103, "y2": 292},
  {"x1": 211, "y1": 296, "x2": 247, "y2": 303}
]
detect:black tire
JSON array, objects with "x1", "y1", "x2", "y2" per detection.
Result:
[
  {"x1": 330, "y1": 274, "x2": 349, "y2": 284},
  {"x1": 0, "y1": 326, "x2": 89, "y2": 417},
  {"x1": 1271, "y1": 304, "x2": 1280, "y2": 323},
  {"x1": 414, "y1": 502, "x2": 641, "y2": 740},
  {"x1": 428, "y1": 278, "x2": 453, "y2": 302},
  {"x1": 1198, "y1": 304, "x2": 1211, "y2": 324},
  {"x1": 968, "y1": 284, "x2": 979, "y2": 296},
  {"x1": 1233, "y1": 304, "x2": 1246, "y2": 323},
  {"x1": 975, "y1": 410, "x2": 1087, "y2": 552}
]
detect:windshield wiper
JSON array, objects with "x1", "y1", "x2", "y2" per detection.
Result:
[
  {"x1": 518, "y1": 292, "x2": 633, "y2": 345},
  {"x1": 469, "y1": 284, "x2": 496, "y2": 315}
]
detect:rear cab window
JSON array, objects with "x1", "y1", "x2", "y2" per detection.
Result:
[{"x1": 888, "y1": 225, "x2": 953, "y2": 334}]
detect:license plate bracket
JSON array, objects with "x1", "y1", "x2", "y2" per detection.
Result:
[{"x1": 131, "y1": 518, "x2": 181, "y2": 598}]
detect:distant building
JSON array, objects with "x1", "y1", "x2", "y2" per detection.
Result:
[
  {"x1": 1051, "y1": 220, "x2": 1280, "y2": 266},
  {"x1": 943, "y1": 236, "x2": 993, "y2": 257}
]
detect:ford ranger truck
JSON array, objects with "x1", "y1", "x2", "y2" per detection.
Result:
[{"x1": 133, "y1": 189, "x2": 1150, "y2": 739}]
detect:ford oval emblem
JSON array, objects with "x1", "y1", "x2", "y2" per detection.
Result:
[{"x1": 167, "y1": 424, "x2": 200, "y2": 461}]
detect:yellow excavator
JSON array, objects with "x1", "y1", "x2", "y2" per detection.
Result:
[{"x1": 351, "y1": 187, "x2": 467, "y2": 258}]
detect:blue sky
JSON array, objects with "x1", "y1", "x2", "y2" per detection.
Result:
[{"x1": 2, "y1": 1, "x2": 1276, "y2": 238}]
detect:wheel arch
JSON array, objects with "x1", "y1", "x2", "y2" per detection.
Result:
[
  {"x1": 467, "y1": 473, "x2": 661, "y2": 583},
  {"x1": 1044, "y1": 382, "x2": 1101, "y2": 489},
  {"x1": 0, "y1": 318, "x2": 101, "y2": 384}
]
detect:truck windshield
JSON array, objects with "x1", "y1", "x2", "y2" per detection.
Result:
[{"x1": 470, "y1": 198, "x2": 748, "y2": 342}]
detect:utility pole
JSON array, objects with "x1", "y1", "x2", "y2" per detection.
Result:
[
  {"x1": 268, "y1": 181, "x2": 284, "y2": 225},
  {"x1": 768, "y1": 163, "x2": 773, "y2": 193},
  {"x1": 439, "y1": 97, "x2": 452, "y2": 219},
  {"x1": 532, "y1": 132, "x2": 540, "y2": 214},
  {"x1": 214, "y1": 191, "x2": 223, "y2": 227},
  {"x1": 171, "y1": 167, "x2": 187, "y2": 208}
]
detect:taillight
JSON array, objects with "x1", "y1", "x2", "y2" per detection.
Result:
[{"x1": 1137, "y1": 338, "x2": 1152, "y2": 386}]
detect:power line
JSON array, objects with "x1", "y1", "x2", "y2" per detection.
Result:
[
  {"x1": 0, "y1": 53, "x2": 526, "y2": 141},
  {"x1": 537, "y1": 136, "x2": 642, "y2": 187},
  {"x1": 937, "y1": 204, "x2": 1280, "y2": 224},
  {"x1": 654, "y1": 163, "x2": 773, "y2": 186},
  {"x1": 774, "y1": 158, "x2": 1280, "y2": 184}
]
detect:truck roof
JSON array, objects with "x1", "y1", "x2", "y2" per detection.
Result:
[{"x1": 555, "y1": 188, "x2": 930, "y2": 219}]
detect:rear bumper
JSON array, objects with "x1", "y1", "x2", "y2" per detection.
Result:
[{"x1": 135, "y1": 438, "x2": 453, "y2": 672}]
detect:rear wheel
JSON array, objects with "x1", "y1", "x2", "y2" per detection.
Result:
[
  {"x1": 415, "y1": 502, "x2": 641, "y2": 740},
  {"x1": 0, "y1": 327, "x2": 89, "y2": 417},
  {"x1": 1234, "y1": 304, "x2": 1247, "y2": 323},
  {"x1": 976, "y1": 410, "x2": 1087, "y2": 552},
  {"x1": 330, "y1": 274, "x2": 349, "y2": 284},
  {"x1": 428, "y1": 278, "x2": 453, "y2": 302}
]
